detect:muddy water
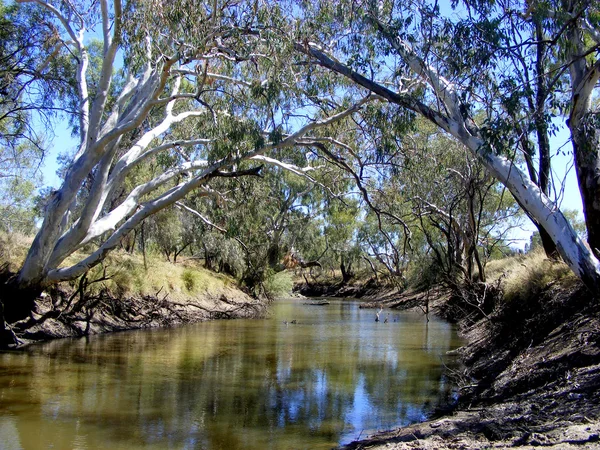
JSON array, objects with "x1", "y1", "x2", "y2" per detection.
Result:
[{"x1": 0, "y1": 299, "x2": 461, "y2": 449}]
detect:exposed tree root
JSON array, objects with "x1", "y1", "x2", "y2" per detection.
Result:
[{"x1": 0, "y1": 270, "x2": 266, "y2": 348}]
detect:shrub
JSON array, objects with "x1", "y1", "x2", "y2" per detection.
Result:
[
  {"x1": 406, "y1": 254, "x2": 444, "y2": 291},
  {"x1": 263, "y1": 270, "x2": 293, "y2": 299},
  {"x1": 182, "y1": 269, "x2": 197, "y2": 292}
]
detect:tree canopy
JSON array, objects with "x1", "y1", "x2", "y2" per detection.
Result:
[{"x1": 1, "y1": 0, "x2": 599, "y2": 329}]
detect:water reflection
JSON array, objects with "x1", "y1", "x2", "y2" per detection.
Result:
[{"x1": 0, "y1": 299, "x2": 461, "y2": 449}]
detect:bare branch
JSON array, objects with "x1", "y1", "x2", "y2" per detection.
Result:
[{"x1": 175, "y1": 202, "x2": 227, "y2": 233}]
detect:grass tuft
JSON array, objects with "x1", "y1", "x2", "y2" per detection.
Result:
[
  {"x1": 486, "y1": 249, "x2": 578, "y2": 303},
  {"x1": 181, "y1": 268, "x2": 196, "y2": 292}
]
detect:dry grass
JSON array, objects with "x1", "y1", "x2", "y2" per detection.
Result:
[
  {"x1": 0, "y1": 231, "x2": 34, "y2": 272},
  {"x1": 0, "y1": 231, "x2": 238, "y2": 303},
  {"x1": 486, "y1": 249, "x2": 579, "y2": 303},
  {"x1": 83, "y1": 252, "x2": 236, "y2": 302}
]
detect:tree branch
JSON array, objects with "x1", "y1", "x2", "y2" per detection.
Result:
[{"x1": 175, "y1": 202, "x2": 227, "y2": 233}]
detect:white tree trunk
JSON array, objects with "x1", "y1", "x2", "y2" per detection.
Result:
[
  {"x1": 12, "y1": 0, "x2": 376, "y2": 293},
  {"x1": 298, "y1": 40, "x2": 600, "y2": 293}
]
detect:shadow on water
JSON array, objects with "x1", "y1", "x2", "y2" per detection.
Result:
[{"x1": 0, "y1": 298, "x2": 462, "y2": 449}]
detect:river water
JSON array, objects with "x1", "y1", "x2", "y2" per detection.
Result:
[{"x1": 0, "y1": 298, "x2": 461, "y2": 449}]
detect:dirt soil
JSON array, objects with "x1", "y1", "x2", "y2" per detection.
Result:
[
  {"x1": 8, "y1": 283, "x2": 266, "y2": 347},
  {"x1": 344, "y1": 283, "x2": 600, "y2": 449}
]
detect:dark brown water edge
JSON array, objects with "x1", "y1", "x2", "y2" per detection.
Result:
[{"x1": 341, "y1": 282, "x2": 600, "y2": 449}]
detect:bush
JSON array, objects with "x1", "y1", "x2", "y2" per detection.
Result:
[
  {"x1": 263, "y1": 270, "x2": 293, "y2": 299},
  {"x1": 406, "y1": 254, "x2": 444, "y2": 291},
  {"x1": 181, "y1": 269, "x2": 197, "y2": 292}
]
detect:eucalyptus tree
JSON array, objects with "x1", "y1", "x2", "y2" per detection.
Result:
[
  {"x1": 0, "y1": 0, "x2": 72, "y2": 156},
  {"x1": 293, "y1": 0, "x2": 600, "y2": 292},
  {"x1": 443, "y1": 0, "x2": 599, "y2": 259},
  {"x1": 338, "y1": 116, "x2": 521, "y2": 286},
  {"x1": 558, "y1": 0, "x2": 600, "y2": 254},
  {"x1": 401, "y1": 122, "x2": 522, "y2": 283},
  {"x1": 359, "y1": 209, "x2": 408, "y2": 282},
  {"x1": 0, "y1": 1, "x2": 74, "y2": 232},
  {"x1": 2, "y1": 0, "x2": 374, "y2": 328},
  {"x1": 321, "y1": 198, "x2": 362, "y2": 283},
  {"x1": 190, "y1": 154, "x2": 332, "y2": 291},
  {"x1": 461, "y1": 3, "x2": 562, "y2": 259}
]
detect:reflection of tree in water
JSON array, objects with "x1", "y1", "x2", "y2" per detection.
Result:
[{"x1": 0, "y1": 302, "x2": 460, "y2": 449}]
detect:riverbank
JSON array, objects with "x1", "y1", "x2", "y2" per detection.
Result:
[
  {"x1": 1, "y1": 245, "x2": 267, "y2": 347},
  {"x1": 340, "y1": 253, "x2": 600, "y2": 449}
]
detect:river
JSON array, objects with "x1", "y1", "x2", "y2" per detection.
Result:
[{"x1": 0, "y1": 298, "x2": 461, "y2": 449}]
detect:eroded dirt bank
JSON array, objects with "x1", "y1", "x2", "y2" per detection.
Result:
[
  {"x1": 344, "y1": 283, "x2": 600, "y2": 449},
  {"x1": 4, "y1": 281, "x2": 267, "y2": 347}
]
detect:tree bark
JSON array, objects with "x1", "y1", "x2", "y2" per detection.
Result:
[
  {"x1": 572, "y1": 129, "x2": 600, "y2": 256},
  {"x1": 141, "y1": 221, "x2": 147, "y2": 272},
  {"x1": 518, "y1": 125, "x2": 560, "y2": 259},
  {"x1": 340, "y1": 257, "x2": 353, "y2": 284}
]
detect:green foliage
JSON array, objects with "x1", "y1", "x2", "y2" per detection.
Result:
[
  {"x1": 147, "y1": 208, "x2": 184, "y2": 261},
  {"x1": 262, "y1": 270, "x2": 293, "y2": 299},
  {"x1": 181, "y1": 269, "x2": 196, "y2": 292},
  {"x1": 0, "y1": 1, "x2": 79, "y2": 235},
  {"x1": 0, "y1": 0, "x2": 75, "y2": 147},
  {"x1": 563, "y1": 209, "x2": 587, "y2": 238},
  {"x1": 0, "y1": 176, "x2": 38, "y2": 234},
  {"x1": 405, "y1": 254, "x2": 443, "y2": 291}
]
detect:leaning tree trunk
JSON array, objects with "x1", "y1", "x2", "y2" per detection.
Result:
[
  {"x1": 299, "y1": 38, "x2": 600, "y2": 294},
  {"x1": 519, "y1": 126, "x2": 560, "y2": 259},
  {"x1": 565, "y1": 18, "x2": 600, "y2": 257}
]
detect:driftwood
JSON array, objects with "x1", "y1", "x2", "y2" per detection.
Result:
[{"x1": 303, "y1": 300, "x2": 330, "y2": 305}]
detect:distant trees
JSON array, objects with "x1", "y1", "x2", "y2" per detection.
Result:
[
  {"x1": 398, "y1": 122, "x2": 521, "y2": 284},
  {"x1": 0, "y1": 1, "x2": 73, "y2": 233}
]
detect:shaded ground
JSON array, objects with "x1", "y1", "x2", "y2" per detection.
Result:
[{"x1": 344, "y1": 282, "x2": 600, "y2": 449}]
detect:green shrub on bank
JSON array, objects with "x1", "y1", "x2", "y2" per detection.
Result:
[
  {"x1": 405, "y1": 254, "x2": 443, "y2": 291},
  {"x1": 182, "y1": 269, "x2": 196, "y2": 292},
  {"x1": 263, "y1": 270, "x2": 293, "y2": 298}
]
